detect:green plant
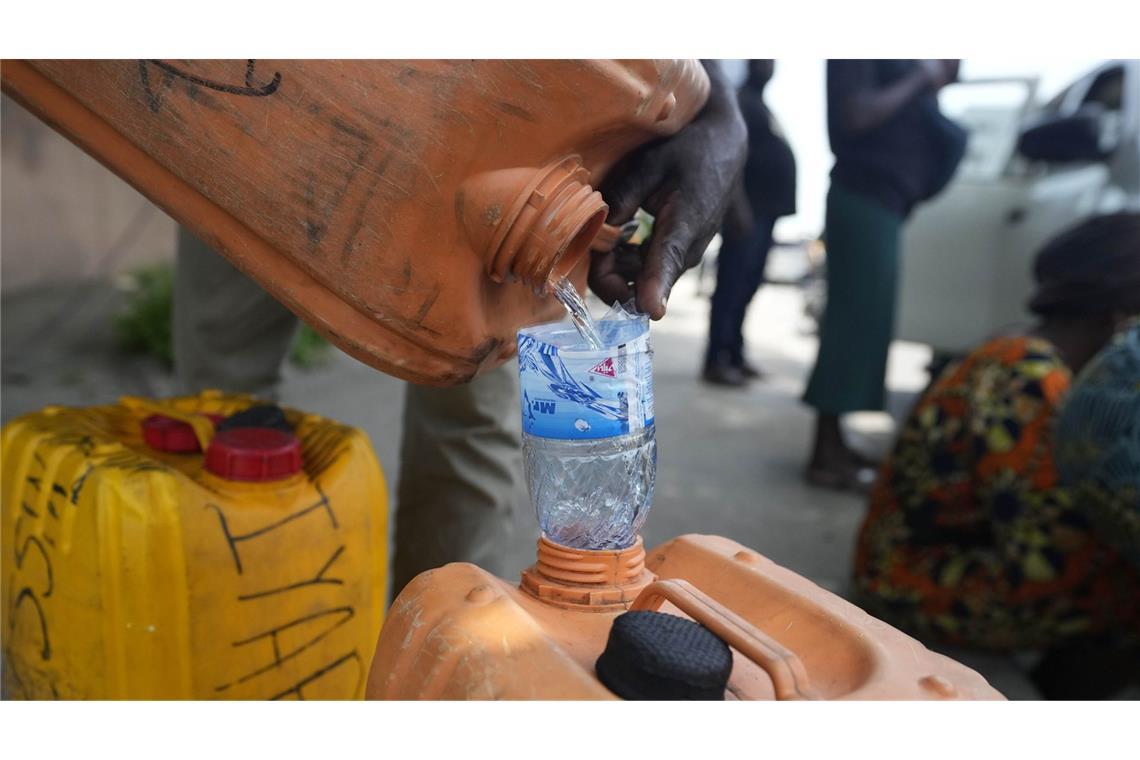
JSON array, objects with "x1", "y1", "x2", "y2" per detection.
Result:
[
  {"x1": 114, "y1": 263, "x2": 175, "y2": 367},
  {"x1": 289, "y1": 323, "x2": 332, "y2": 368},
  {"x1": 113, "y1": 261, "x2": 333, "y2": 370}
]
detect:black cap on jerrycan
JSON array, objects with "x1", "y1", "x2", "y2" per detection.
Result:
[
  {"x1": 595, "y1": 610, "x2": 733, "y2": 700},
  {"x1": 216, "y1": 404, "x2": 294, "y2": 434}
]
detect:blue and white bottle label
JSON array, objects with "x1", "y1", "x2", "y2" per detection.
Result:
[{"x1": 518, "y1": 323, "x2": 654, "y2": 440}]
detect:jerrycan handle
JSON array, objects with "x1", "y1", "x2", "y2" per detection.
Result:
[
  {"x1": 630, "y1": 578, "x2": 820, "y2": 700},
  {"x1": 120, "y1": 395, "x2": 215, "y2": 452}
]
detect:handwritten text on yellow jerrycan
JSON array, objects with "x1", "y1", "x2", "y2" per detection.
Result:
[
  {"x1": 1, "y1": 391, "x2": 387, "y2": 699},
  {"x1": 1, "y1": 60, "x2": 710, "y2": 385}
]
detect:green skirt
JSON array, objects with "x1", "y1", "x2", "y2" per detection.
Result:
[{"x1": 803, "y1": 182, "x2": 904, "y2": 415}]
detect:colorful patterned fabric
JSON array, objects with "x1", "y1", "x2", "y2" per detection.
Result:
[
  {"x1": 854, "y1": 335, "x2": 1140, "y2": 651},
  {"x1": 1056, "y1": 323, "x2": 1140, "y2": 571}
]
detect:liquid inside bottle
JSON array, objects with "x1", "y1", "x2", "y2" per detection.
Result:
[{"x1": 519, "y1": 281, "x2": 656, "y2": 550}]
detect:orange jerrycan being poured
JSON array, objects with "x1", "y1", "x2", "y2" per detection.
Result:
[
  {"x1": 1, "y1": 60, "x2": 710, "y2": 385},
  {"x1": 1, "y1": 392, "x2": 388, "y2": 699}
]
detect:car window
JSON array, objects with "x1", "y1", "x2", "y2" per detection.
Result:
[
  {"x1": 1038, "y1": 65, "x2": 1125, "y2": 119},
  {"x1": 1082, "y1": 66, "x2": 1125, "y2": 111},
  {"x1": 938, "y1": 80, "x2": 1035, "y2": 181}
]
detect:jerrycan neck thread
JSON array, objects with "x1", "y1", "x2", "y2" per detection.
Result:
[
  {"x1": 461, "y1": 155, "x2": 608, "y2": 293},
  {"x1": 520, "y1": 534, "x2": 655, "y2": 612}
]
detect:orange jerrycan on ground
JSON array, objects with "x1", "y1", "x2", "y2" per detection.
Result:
[
  {"x1": 1, "y1": 392, "x2": 387, "y2": 699},
  {"x1": 368, "y1": 535, "x2": 1004, "y2": 700},
  {"x1": 1, "y1": 60, "x2": 709, "y2": 385}
]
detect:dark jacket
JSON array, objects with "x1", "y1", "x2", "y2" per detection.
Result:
[
  {"x1": 828, "y1": 59, "x2": 966, "y2": 217},
  {"x1": 739, "y1": 82, "x2": 797, "y2": 220}
]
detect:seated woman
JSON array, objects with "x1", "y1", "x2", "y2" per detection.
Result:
[
  {"x1": 1030, "y1": 320, "x2": 1140, "y2": 699},
  {"x1": 1056, "y1": 320, "x2": 1140, "y2": 571},
  {"x1": 852, "y1": 214, "x2": 1140, "y2": 676}
]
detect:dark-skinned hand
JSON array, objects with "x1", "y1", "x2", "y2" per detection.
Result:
[{"x1": 589, "y1": 60, "x2": 747, "y2": 320}]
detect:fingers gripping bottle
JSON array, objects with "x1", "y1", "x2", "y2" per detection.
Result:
[{"x1": 517, "y1": 301, "x2": 656, "y2": 550}]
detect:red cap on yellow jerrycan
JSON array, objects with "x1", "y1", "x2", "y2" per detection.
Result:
[
  {"x1": 142, "y1": 413, "x2": 225, "y2": 453},
  {"x1": 367, "y1": 534, "x2": 1005, "y2": 700},
  {"x1": 1, "y1": 60, "x2": 710, "y2": 385},
  {"x1": 142, "y1": 414, "x2": 205, "y2": 453},
  {"x1": 205, "y1": 427, "x2": 304, "y2": 482}
]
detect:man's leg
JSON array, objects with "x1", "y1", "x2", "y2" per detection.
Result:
[
  {"x1": 706, "y1": 230, "x2": 748, "y2": 370},
  {"x1": 704, "y1": 229, "x2": 756, "y2": 386},
  {"x1": 172, "y1": 227, "x2": 298, "y2": 397},
  {"x1": 391, "y1": 359, "x2": 524, "y2": 598},
  {"x1": 729, "y1": 216, "x2": 775, "y2": 368}
]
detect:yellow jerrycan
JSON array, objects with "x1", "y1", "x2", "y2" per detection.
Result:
[{"x1": 1, "y1": 391, "x2": 387, "y2": 699}]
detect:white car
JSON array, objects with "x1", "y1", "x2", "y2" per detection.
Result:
[{"x1": 897, "y1": 60, "x2": 1140, "y2": 359}]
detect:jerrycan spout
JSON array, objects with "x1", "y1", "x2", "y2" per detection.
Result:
[
  {"x1": 460, "y1": 155, "x2": 608, "y2": 293},
  {"x1": 520, "y1": 534, "x2": 656, "y2": 611}
]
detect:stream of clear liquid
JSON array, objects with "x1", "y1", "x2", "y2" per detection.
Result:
[{"x1": 550, "y1": 276, "x2": 603, "y2": 350}]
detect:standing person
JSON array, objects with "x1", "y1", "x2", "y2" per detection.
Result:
[
  {"x1": 173, "y1": 60, "x2": 747, "y2": 601},
  {"x1": 804, "y1": 59, "x2": 966, "y2": 490},
  {"x1": 702, "y1": 60, "x2": 797, "y2": 386}
]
